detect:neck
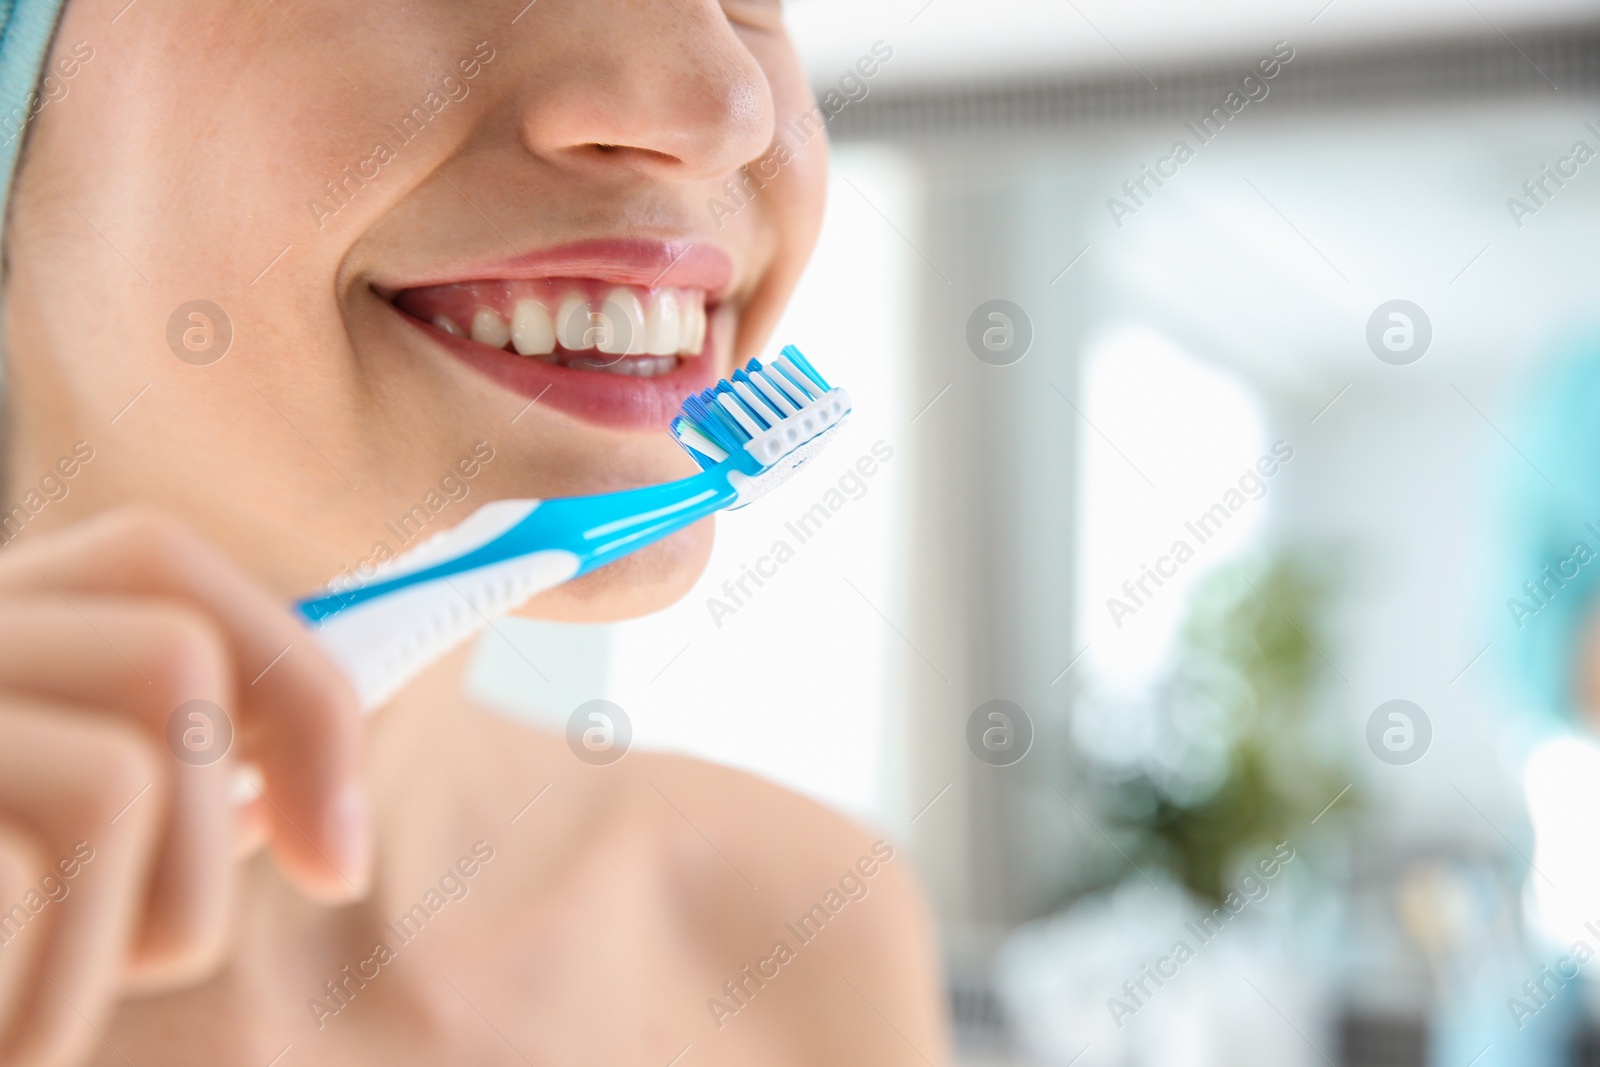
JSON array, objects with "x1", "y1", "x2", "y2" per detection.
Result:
[{"x1": 357, "y1": 644, "x2": 511, "y2": 911}]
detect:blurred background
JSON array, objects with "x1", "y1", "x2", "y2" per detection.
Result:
[{"x1": 470, "y1": 1, "x2": 1600, "y2": 1064}]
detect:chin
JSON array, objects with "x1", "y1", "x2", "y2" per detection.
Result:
[{"x1": 513, "y1": 519, "x2": 715, "y2": 623}]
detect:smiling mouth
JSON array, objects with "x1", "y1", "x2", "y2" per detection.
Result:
[
  {"x1": 379, "y1": 239, "x2": 735, "y2": 430},
  {"x1": 393, "y1": 279, "x2": 711, "y2": 380}
]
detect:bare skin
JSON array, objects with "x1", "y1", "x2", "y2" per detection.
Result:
[
  {"x1": 0, "y1": 1, "x2": 948, "y2": 1064},
  {"x1": 1579, "y1": 613, "x2": 1600, "y2": 728}
]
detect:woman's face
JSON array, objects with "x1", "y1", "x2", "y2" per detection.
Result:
[{"x1": 3, "y1": 0, "x2": 826, "y2": 619}]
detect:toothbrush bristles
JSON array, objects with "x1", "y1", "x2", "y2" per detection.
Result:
[{"x1": 671, "y1": 345, "x2": 845, "y2": 473}]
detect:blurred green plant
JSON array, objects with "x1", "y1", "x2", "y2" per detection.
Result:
[{"x1": 1087, "y1": 549, "x2": 1355, "y2": 903}]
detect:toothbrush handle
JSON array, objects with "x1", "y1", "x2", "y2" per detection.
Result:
[
  {"x1": 302, "y1": 500, "x2": 581, "y2": 711},
  {"x1": 297, "y1": 467, "x2": 739, "y2": 712}
]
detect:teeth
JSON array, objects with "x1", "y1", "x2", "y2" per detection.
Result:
[
  {"x1": 685, "y1": 301, "x2": 703, "y2": 356},
  {"x1": 565, "y1": 354, "x2": 678, "y2": 378},
  {"x1": 645, "y1": 289, "x2": 682, "y2": 356},
  {"x1": 598, "y1": 288, "x2": 647, "y2": 356},
  {"x1": 555, "y1": 293, "x2": 593, "y2": 351},
  {"x1": 627, "y1": 356, "x2": 677, "y2": 378},
  {"x1": 431, "y1": 287, "x2": 708, "y2": 364},
  {"x1": 470, "y1": 307, "x2": 510, "y2": 349},
  {"x1": 510, "y1": 299, "x2": 556, "y2": 356}
]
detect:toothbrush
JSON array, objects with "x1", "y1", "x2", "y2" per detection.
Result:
[{"x1": 295, "y1": 345, "x2": 851, "y2": 711}]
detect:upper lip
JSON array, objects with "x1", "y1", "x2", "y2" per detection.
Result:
[{"x1": 371, "y1": 237, "x2": 737, "y2": 302}]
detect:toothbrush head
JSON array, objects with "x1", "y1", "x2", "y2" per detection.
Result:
[{"x1": 671, "y1": 345, "x2": 851, "y2": 507}]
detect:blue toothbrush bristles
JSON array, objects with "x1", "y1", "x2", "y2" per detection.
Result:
[
  {"x1": 671, "y1": 347, "x2": 843, "y2": 472},
  {"x1": 778, "y1": 344, "x2": 832, "y2": 391}
]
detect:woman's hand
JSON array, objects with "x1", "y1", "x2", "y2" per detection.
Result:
[{"x1": 0, "y1": 507, "x2": 368, "y2": 1067}]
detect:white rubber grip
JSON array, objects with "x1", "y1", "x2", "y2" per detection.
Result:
[{"x1": 309, "y1": 500, "x2": 581, "y2": 712}]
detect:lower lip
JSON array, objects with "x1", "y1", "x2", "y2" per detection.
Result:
[{"x1": 389, "y1": 303, "x2": 722, "y2": 431}]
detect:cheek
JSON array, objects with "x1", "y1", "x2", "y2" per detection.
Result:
[
  {"x1": 717, "y1": 36, "x2": 828, "y2": 358},
  {"x1": 732, "y1": 28, "x2": 827, "y2": 235},
  {"x1": 767, "y1": 76, "x2": 828, "y2": 244},
  {"x1": 780, "y1": 125, "x2": 829, "y2": 245}
]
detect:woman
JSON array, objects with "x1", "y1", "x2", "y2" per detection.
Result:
[{"x1": 0, "y1": 1, "x2": 948, "y2": 1063}]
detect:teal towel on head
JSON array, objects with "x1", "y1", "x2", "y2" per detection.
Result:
[
  {"x1": 0, "y1": 0, "x2": 70, "y2": 228},
  {"x1": 1499, "y1": 339, "x2": 1600, "y2": 729}
]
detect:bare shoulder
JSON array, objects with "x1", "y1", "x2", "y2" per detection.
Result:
[{"x1": 627, "y1": 753, "x2": 953, "y2": 1065}]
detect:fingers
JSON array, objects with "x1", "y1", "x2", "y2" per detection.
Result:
[
  {"x1": 0, "y1": 599, "x2": 237, "y2": 990},
  {"x1": 0, "y1": 818, "x2": 49, "y2": 1043},
  {"x1": 0, "y1": 506, "x2": 369, "y2": 902},
  {"x1": 0, "y1": 698, "x2": 167, "y2": 1067}
]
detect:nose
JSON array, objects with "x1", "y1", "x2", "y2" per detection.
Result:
[{"x1": 515, "y1": 0, "x2": 777, "y2": 183}]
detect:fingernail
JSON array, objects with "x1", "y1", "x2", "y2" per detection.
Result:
[{"x1": 326, "y1": 783, "x2": 372, "y2": 897}]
